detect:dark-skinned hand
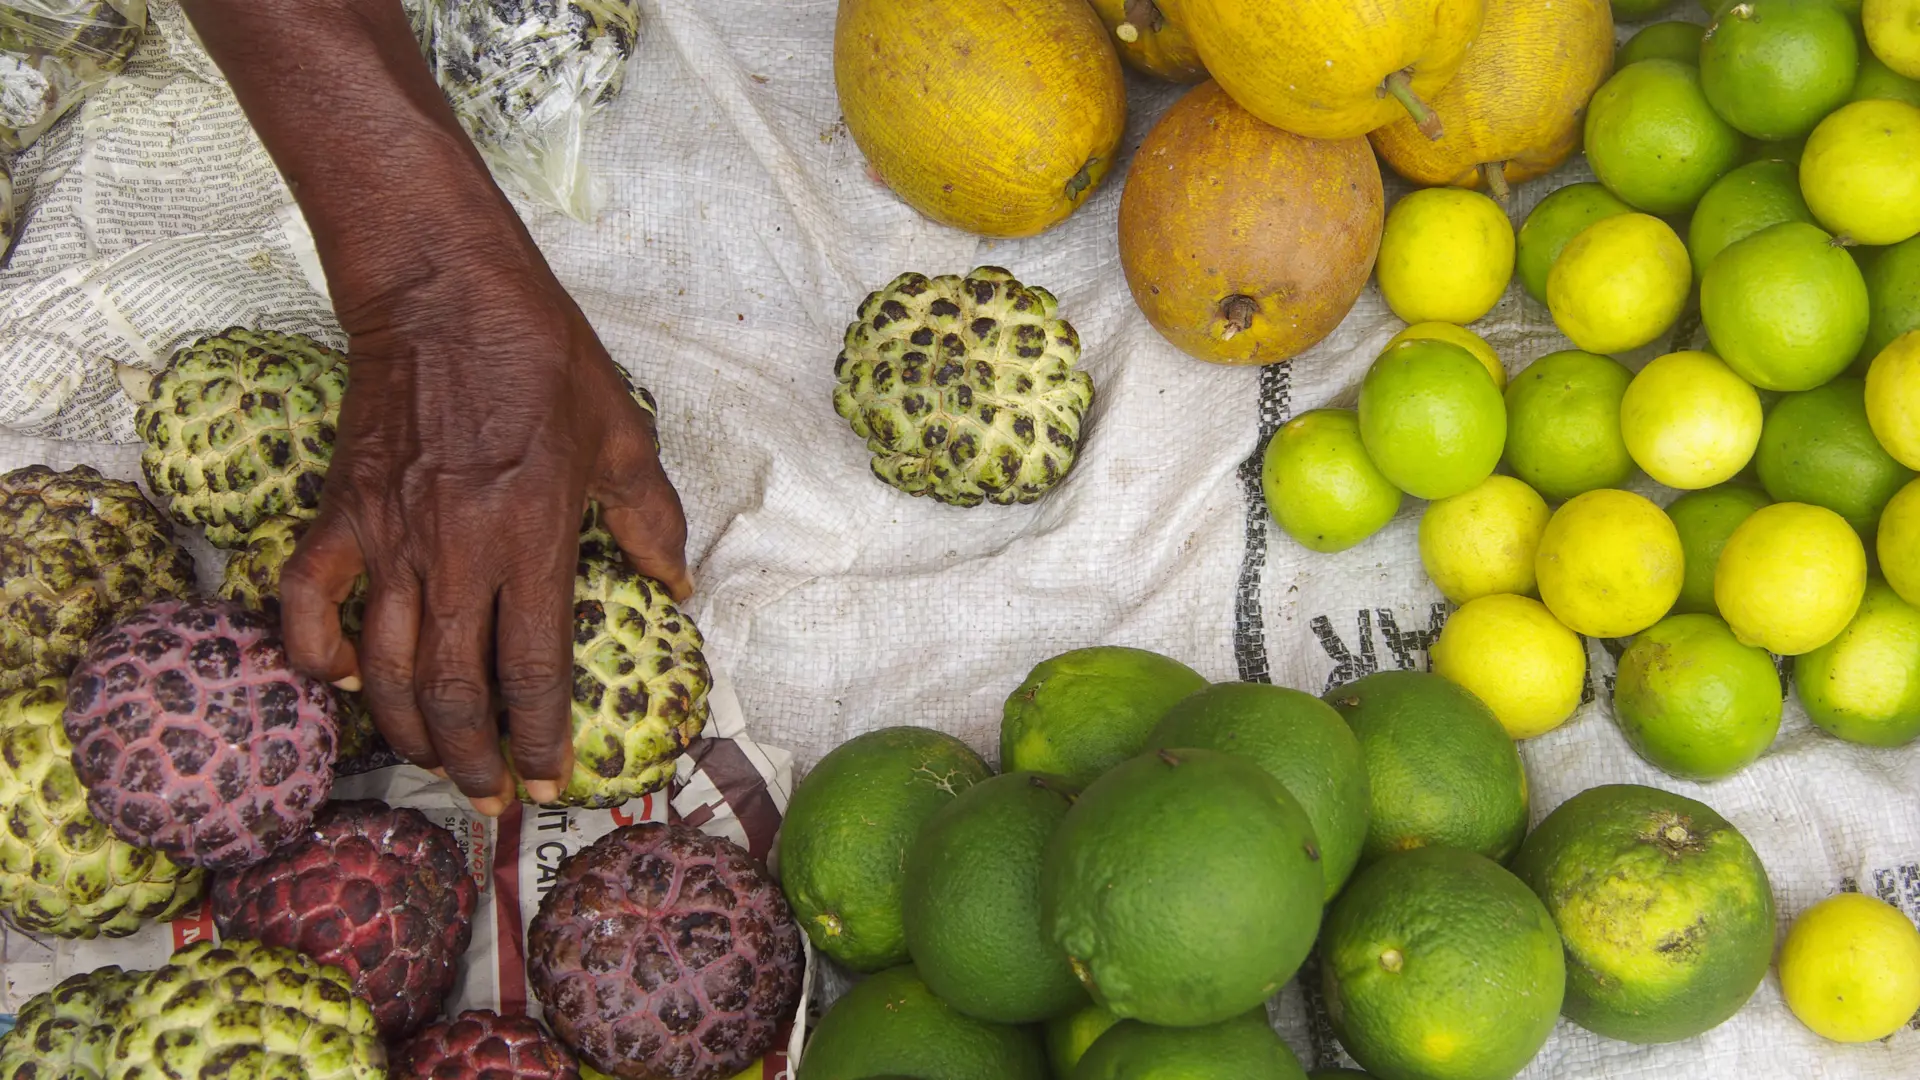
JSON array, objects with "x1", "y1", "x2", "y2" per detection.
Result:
[{"x1": 182, "y1": 0, "x2": 692, "y2": 814}]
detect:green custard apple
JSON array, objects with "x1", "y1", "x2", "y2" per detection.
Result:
[
  {"x1": 0, "y1": 463, "x2": 196, "y2": 696},
  {"x1": 509, "y1": 503, "x2": 712, "y2": 808},
  {"x1": 834, "y1": 266, "x2": 1096, "y2": 507},
  {"x1": 136, "y1": 328, "x2": 349, "y2": 548},
  {"x1": 0, "y1": 678, "x2": 204, "y2": 938}
]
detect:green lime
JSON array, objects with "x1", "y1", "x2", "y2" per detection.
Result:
[
  {"x1": 1149, "y1": 682, "x2": 1371, "y2": 900},
  {"x1": 1853, "y1": 52, "x2": 1920, "y2": 108},
  {"x1": 1701, "y1": 221, "x2": 1871, "y2": 390},
  {"x1": 1357, "y1": 339, "x2": 1508, "y2": 500},
  {"x1": 797, "y1": 965, "x2": 1048, "y2": 1080},
  {"x1": 1863, "y1": 235, "x2": 1920, "y2": 364},
  {"x1": 1585, "y1": 60, "x2": 1744, "y2": 214},
  {"x1": 903, "y1": 772, "x2": 1086, "y2": 1023},
  {"x1": 1795, "y1": 579, "x2": 1920, "y2": 747},
  {"x1": 1321, "y1": 848, "x2": 1564, "y2": 1080},
  {"x1": 1757, "y1": 377, "x2": 1916, "y2": 532},
  {"x1": 1263, "y1": 410, "x2": 1404, "y2": 554},
  {"x1": 1308, "y1": 1073, "x2": 1374, "y2": 1080},
  {"x1": 1613, "y1": 613, "x2": 1785, "y2": 780},
  {"x1": 1042, "y1": 748, "x2": 1324, "y2": 1027},
  {"x1": 1046, "y1": 1002, "x2": 1120, "y2": 1079},
  {"x1": 1000, "y1": 647, "x2": 1208, "y2": 788},
  {"x1": 1665, "y1": 484, "x2": 1773, "y2": 615},
  {"x1": 1687, "y1": 159, "x2": 1816, "y2": 281},
  {"x1": 1511, "y1": 784, "x2": 1776, "y2": 1044},
  {"x1": 1503, "y1": 350, "x2": 1637, "y2": 500},
  {"x1": 1616, "y1": 0, "x2": 1682, "y2": 17},
  {"x1": 1515, "y1": 183, "x2": 1635, "y2": 305},
  {"x1": 780, "y1": 727, "x2": 991, "y2": 971},
  {"x1": 1324, "y1": 671, "x2": 1531, "y2": 865},
  {"x1": 1620, "y1": 21, "x2": 1707, "y2": 67},
  {"x1": 1700, "y1": 0, "x2": 1860, "y2": 140},
  {"x1": 1071, "y1": 1011, "x2": 1307, "y2": 1080},
  {"x1": 1800, "y1": 99, "x2": 1920, "y2": 246}
]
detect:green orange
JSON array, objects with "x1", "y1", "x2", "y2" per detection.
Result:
[{"x1": 1512, "y1": 785, "x2": 1776, "y2": 1044}]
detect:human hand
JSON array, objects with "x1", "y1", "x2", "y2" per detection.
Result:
[{"x1": 278, "y1": 217, "x2": 692, "y2": 816}]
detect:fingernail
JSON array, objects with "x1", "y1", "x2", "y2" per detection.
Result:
[
  {"x1": 334, "y1": 675, "x2": 363, "y2": 693},
  {"x1": 524, "y1": 779, "x2": 561, "y2": 805},
  {"x1": 471, "y1": 795, "x2": 509, "y2": 818},
  {"x1": 428, "y1": 767, "x2": 449, "y2": 780}
]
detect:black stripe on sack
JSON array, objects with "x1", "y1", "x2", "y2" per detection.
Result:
[
  {"x1": 1234, "y1": 363, "x2": 1293, "y2": 685},
  {"x1": 1231, "y1": 361, "x2": 1349, "y2": 1067}
]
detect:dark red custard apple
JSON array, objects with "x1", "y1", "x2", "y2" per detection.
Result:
[
  {"x1": 395, "y1": 1010, "x2": 581, "y2": 1080},
  {"x1": 211, "y1": 798, "x2": 478, "y2": 1039},
  {"x1": 528, "y1": 823, "x2": 803, "y2": 1080},
  {"x1": 62, "y1": 597, "x2": 338, "y2": 869}
]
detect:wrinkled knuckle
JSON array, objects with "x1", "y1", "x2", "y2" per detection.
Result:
[
  {"x1": 358, "y1": 653, "x2": 416, "y2": 695},
  {"x1": 497, "y1": 659, "x2": 571, "y2": 709},
  {"x1": 416, "y1": 676, "x2": 493, "y2": 727}
]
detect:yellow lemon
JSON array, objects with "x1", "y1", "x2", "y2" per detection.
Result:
[
  {"x1": 1535, "y1": 489, "x2": 1685, "y2": 639},
  {"x1": 1881, "y1": 478, "x2": 1920, "y2": 606},
  {"x1": 1376, "y1": 189, "x2": 1516, "y2": 325},
  {"x1": 1779, "y1": 892, "x2": 1920, "y2": 1043},
  {"x1": 1418, "y1": 476, "x2": 1551, "y2": 604},
  {"x1": 1866, "y1": 0, "x2": 1920, "y2": 79},
  {"x1": 1716, "y1": 502, "x2": 1868, "y2": 655},
  {"x1": 1432, "y1": 594, "x2": 1587, "y2": 739},
  {"x1": 1620, "y1": 351, "x2": 1765, "y2": 489},
  {"x1": 1867, "y1": 330, "x2": 1920, "y2": 469},
  {"x1": 1547, "y1": 214, "x2": 1692, "y2": 355},
  {"x1": 1388, "y1": 321, "x2": 1507, "y2": 389}
]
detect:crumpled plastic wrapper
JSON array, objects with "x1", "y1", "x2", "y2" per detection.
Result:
[
  {"x1": 0, "y1": 0, "x2": 146, "y2": 152},
  {"x1": 410, "y1": 0, "x2": 641, "y2": 221}
]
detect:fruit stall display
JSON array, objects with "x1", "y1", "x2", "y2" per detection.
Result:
[{"x1": 2, "y1": 0, "x2": 1920, "y2": 1078}]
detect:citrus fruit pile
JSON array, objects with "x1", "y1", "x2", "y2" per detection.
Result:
[
  {"x1": 1262, "y1": 28, "x2": 1920, "y2": 773},
  {"x1": 776, "y1": 647, "x2": 1855, "y2": 1079},
  {"x1": 807, "y1": 0, "x2": 1920, "y2": 1074}
]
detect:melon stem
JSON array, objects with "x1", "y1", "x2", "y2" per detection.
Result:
[
  {"x1": 1219, "y1": 294, "x2": 1259, "y2": 340},
  {"x1": 1121, "y1": 0, "x2": 1163, "y2": 38},
  {"x1": 1383, "y1": 70, "x2": 1444, "y2": 141},
  {"x1": 1484, "y1": 165, "x2": 1511, "y2": 202}
]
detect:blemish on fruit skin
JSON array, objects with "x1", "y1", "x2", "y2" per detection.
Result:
[{"x1": 1379, "y1": 947, "x2": 1405, "y2": 973}]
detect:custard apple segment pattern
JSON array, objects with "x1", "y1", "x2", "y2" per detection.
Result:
[
  {"x1": 0, "y1": 464, "x2": 196, "y2": 696},
  {"x1": 0, "y1": 678, "x2": 204, "y2": 939},
  {"x1": 109, "y1": 939, "x2": 385, "y2": 1080},
  {"x1": 523, "y1": 510, "x2": 710, "y2": 809},
  {"x1": 834, "y1": 266, "x2": 1095, "y2": 507},
  {"x1": 62, "y1": 599, "x2": 339, "y2": 870},
  {"x1": 135, "y1": 328, "x2": 348, "y2": 549},
  {"x1": 0, "y1": 965, "x2": 135, "y2": 1076}
]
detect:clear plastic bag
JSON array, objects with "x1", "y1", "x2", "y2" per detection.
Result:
[
  {"x1": 411, "y1": 0, "x2": 641, "y2": 221},
  {"x1": 0, "y1": 0, "x2": 147, "y2": 152}
]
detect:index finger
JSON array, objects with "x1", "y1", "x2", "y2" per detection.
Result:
[{"x1": 279, "y1": 512, "x2": 366, "y2": 687}]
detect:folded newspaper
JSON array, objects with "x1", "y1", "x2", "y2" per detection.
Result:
[{"x1": 1, "y1": 2, "x2": 1916, "y2": 1077}]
